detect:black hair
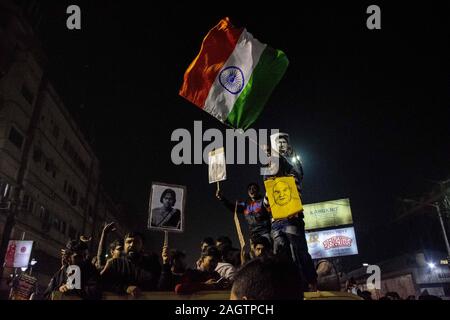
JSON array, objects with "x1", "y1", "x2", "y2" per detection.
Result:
[
  {"x1": 201, "y1": 246, "x2": 220, "y2": 260},
  {"x1": 160, "y1": 188, "x2": 176, "y2": 203},
  {"x1": 109, "y1": 239, "x2": 124, "y2": 252},
  {"x1": 250, "y1": 235, "x2": 272, "y2": 250},
  {"x1": 385, "y1": 292, "x2": 401, "y2": 299},
  {"x1": 232, "y1": 257, "x2": 304, "y2": 300},
  {"x1": 201, "y1": 237, "x2": 215, "y2": 246},
  {"x1": 65, "y1": 239, "x2": 88, "y2": 254},
  {"x1": 247, "y1": 183, "x2": 259, "y2": 191},
  {"x1": 216, "y1": 236, "x2": 232, "y2": 247},
  {"x1": 275, "y1": 134, "x2": 289, "y2": 142},
  {"x1": 169, "y1": 249, "x2": 186, "y2": 264},
  {"x1": 217, "y1": 243, "x2": 234, "y2": 264},
  {"x1": 124, "y1": 231, "x2": 145, "y2": 243}
]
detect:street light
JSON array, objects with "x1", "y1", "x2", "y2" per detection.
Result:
[
  {"x1": 362, "y1": 263, "x2": 369, "y2": 267},
  {"x1": 427, "y1": 262, "x2": 436, "y2": 269},
  {"x1": 403, "y1": 199, "x2": 450, "y2": 260}
]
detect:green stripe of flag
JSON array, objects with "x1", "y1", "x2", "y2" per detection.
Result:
[{"x1": 225, "y1": 47, "x2": 289, "y2": 130}]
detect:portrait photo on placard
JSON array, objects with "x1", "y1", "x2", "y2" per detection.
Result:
[{"x1": 147, "y1": 182, "x2": 186, "y2": 232}]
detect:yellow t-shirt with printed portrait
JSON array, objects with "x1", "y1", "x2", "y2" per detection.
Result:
[{"x1": 264, "y1": 176, "x2": 303, "y2": 219}]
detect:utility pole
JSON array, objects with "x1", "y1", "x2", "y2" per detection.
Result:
[
  {"x1": 403, "y1": 198, "x2": 450, "y2": 260},
  {"x1": 435, "y1": 202, "x2": 450, "y2": 260}
]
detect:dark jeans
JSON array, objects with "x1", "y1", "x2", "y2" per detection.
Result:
[{"x1": 271, "y1": 216, "x2": 317, "y2": 286}]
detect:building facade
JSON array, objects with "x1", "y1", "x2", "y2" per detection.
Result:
[{"x1": 0, "y1": 0, "x2": 127, "y2": 292}]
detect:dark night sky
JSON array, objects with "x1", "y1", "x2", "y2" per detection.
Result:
[{"x1": 36, "y1": 1, "x2": 449, "y2": 268}]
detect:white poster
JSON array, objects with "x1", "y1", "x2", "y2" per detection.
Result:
[
  {"x1": 208, "y1": 147, "x2": 226, "y2": 184},
  {"x1": 4, "y1": 240, "x2": 33, "y2": 268},
  {"x1": 306, "y1": 226, "x2": 358, "y2": 259}
]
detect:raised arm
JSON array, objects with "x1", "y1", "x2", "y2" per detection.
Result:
[
  {"x1": 96, "y1": 222, "x2": 116, "y2": 270},
  {"x1": 216, "y1": 189, "x2": 245, "y2": 214}
]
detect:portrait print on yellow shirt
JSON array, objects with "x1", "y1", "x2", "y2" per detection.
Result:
[{"x1": 264, "y1": 176, "x2": 303, "y2": 219}]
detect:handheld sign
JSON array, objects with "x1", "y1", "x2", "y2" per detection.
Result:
[
  {"x1": 148, "y1": 182, "x2": 186, "y2": 233},
  {"x1": 264, "y1": 176, "x2": 303, "y2": 219},
  {"x1": 208, "y1": 147, "x2": 227, "y2": 184}
]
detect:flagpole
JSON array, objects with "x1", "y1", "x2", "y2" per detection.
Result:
[
  {"x1": 163, "y1": 231, "x2": 169, "y2": 248},
  {"x1": 233, "y1": 201, "x2": 245, "y2": 250},
  {"x1": 220, "y1": 121, "x2": 272, "y2": 164}
]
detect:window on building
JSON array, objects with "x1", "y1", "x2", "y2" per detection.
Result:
[
  {"x1": 41, "y1": 209, "x2": 52, "y2": 233},
  {"x1": 32, "y1": 147, "x2": 42, "y2": 163},
  {"x1": 45, "y1": 159, "x2": 51, "y2": 172},
  {"x1": 53, "y1": 217, "x2": 60, "y2": 230},
  {"x1": 63, "y1": 138, "x2": 68, "y2": 151},
  {"x1": 8, "y1": 126, "x2": 24, "y2": 150},
  {"x1": 22, "y1": 194, "x2": 30, "y2": 210},
  {"x1": 21, "y1": 83, "x2": 34, "y2": 105},
  {"x1": 68, "y1": 226, "x2": 77, "y2": 239},
  {"x1": 71, "y1": 189, "x2": 78, "y2": 206},
  {"x1": 52, "y1": 124, "x2": 59, "y2": 140},
  {"x1": 39, "y1": 206, "x2": 49, "y2": 222},
  {"x1": 0, "y1": 181, "x2": 10, "y2": 200},
  {"x1": 79, "y1": 197, "x2": 86, "y2": 209}
]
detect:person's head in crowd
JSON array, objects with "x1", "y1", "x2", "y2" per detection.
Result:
[
  {"x1": 170, "y1": 249, "x2": 187, "y2": 274},
  {"x1": 60, "y1": 249, "x2": 69, "y2": 267},
  {"x1": 64, "y1": 239, "x2": 89, "y2": 266},
  {"x1": 250, "y1": 235, "x2": 271, "y2": 258},
  {"x1": 109, "y1": 239, "x2": 123, "y2": 259},
  {"x1": 217, "y1": 243, "x2": 235, "y2": 265},
  {"x1": 315, "y1": 259, "x2": 341, "y2": 291},
  {"x1": 247, "y1": 183, "x2": 260, "y2": 200},
  {"x1": 385, "y1": 291, "x2": 401, "y2": 300},
  {"x1": 201, "y1": 237, "x2": 214, "y2": 254},
  {"x1": 346, "y1": 277, "x2": 357, "y2": 293},
  {"x1": 230, "y1": 257, "x2": 304, "y2": 300},
  {"x1": 216, "y1": 236, "x2": 232, "y2": 248},
  {"x1": 406, "y1": 295, "x2": 416, "y2": 300},
  {"x1": 124, "y1": 232, "x2": 145, "y2": 258},
  {"x1": 198, "y1": 246, "x2": 220, "y2": 273},
  {"x1": 358, "y1": 291, "x2": 373, "y2": 300}
]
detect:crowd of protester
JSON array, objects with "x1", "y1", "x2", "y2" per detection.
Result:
[
  {"x1": 22, "y1": 223, "x2": 441, "y2": 300},
  {"x1": 15, "y1": 134, "x2": 443, "y2": 301},
  {"x1": 33, "y1": 217, "x2": 314, "y2": 300}
]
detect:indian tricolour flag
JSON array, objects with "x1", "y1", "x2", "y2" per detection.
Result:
[{"x1": 179, "y1": 17, "x2": 288, "y2": 130}]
